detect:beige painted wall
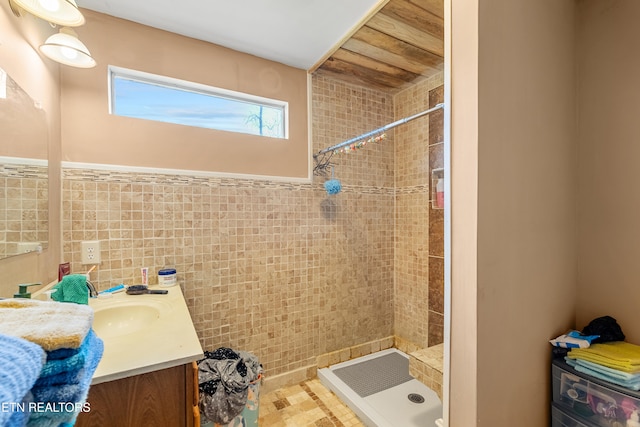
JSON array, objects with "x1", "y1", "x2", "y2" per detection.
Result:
[
  {"x1": 61, "y1": 10, "x2": 309, "y2": 179},
  {"x1": 450, "y1": 0, "x2": 577, "y2": 424},
  {"x1": 0, "y1": 1, "x2": 61, "y2": 297},
  {"x1": 0, "y1": 72, "x2": 48, "y2": 159},
  {"x1": 576, "y1": 1, "x2": 640, "y2": 343},
  {"x1": 449, "y1": 0, "x2": 479, "y2": 423}
]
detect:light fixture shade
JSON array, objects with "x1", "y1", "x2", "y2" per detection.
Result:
[
  {"x1": 10, "y1": 0, "x2": 85, "y2": 27},
  {"x1": 39, "y1": 27, "x2": 96, "y2": 68}
]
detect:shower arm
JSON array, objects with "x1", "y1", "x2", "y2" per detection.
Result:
[{"x1": 313, "y1": 103, "x2": 445, "y2": 158}]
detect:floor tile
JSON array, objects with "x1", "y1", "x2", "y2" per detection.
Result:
[{"x1": 259, "y1": 379, "x2": 364, "y2": 427}]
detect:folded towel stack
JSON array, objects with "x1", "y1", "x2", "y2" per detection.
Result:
[
  {"x1": 0, "y1": 298, "x2": 103, "y2": 427},
  {"x1": 28, "y1": 330, "x2": 104, "y2": 427},
  {"x1": 565, "y1": 357, "x2": 640, "y2": 390},
  {"x1": 0, "y1": 334, "x2": 46, "y2": 427},
  {"x1": 0, "y1": 298, "x2": 93, "y2": 351},
  {"x1": 567, "y1": 341, "x2": 640, "y2": 390}
]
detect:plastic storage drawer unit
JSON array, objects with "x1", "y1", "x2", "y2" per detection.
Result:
[
  {"x1": 552, "y1": 404, "x2": 599, "y2": 427},
  {"x1": 552, "y1": 358, "x2": 640, "y2": 427}
]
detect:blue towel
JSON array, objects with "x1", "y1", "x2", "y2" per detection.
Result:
[
  {"x1": 38, "y1": 331, "x2": 92, "y2": 379},
  {"x1": 575, "y1": 358, "x2": 640, "y2": 382},
  {"x1": 0, "y1": 334, "x2": 46, "y2": 427},
  {"x1": 27, "y1": 330, "x2": 103, "y2": 427},
  {"x1": 47, "y1": 346, "x2": 80, "y2": 361},
  {"x1": 6, "y1": 391, "x2": 34, "y2": 427},
  {"x1": 566, "y1": 357, "x2": 640, "y2": 390},
  {"x1": 34, "y1": 368, "x2": 82, "y2": 388},
  {"x1": 32, "y1": 383, "x2": 83, "y2": 404}
]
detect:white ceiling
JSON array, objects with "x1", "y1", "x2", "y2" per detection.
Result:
[{"x1": 76, "y1": 0, "x2": 383, "y2": 70}]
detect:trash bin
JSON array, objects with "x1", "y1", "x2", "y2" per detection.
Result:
[{"x1": 198, "y1": 348, "x2": 263, "y2": 427}]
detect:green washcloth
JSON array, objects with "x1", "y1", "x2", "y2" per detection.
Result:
[{"x1": 52, "y1": 274, "x2": 89, "y2": 305}]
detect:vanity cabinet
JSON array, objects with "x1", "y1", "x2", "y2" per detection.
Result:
[{"x1": 76, "y1": 363, "x2": 197, "y2": 427}]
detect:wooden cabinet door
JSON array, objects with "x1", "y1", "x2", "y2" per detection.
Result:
[{"x1": 76, "y1": 364, "x2": 193, "y2": 427}]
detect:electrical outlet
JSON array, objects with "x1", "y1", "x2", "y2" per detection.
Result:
[{"x1": 81, "y1": 240, "x2": 101, "y2": 264}]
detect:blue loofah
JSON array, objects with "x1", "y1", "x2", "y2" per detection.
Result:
[{"x1": 324, "y1": 179, "x2": 342, "y2": 195}]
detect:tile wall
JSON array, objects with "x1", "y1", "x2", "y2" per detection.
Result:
[
  {"x1": 428, "y1": 84, "x2": 445, "y2": 346},
  {"x1": 62, "y1": 74, "x2": 396, "y2": 379},
  {"x1": 0, "y1": 163, "x2": 48, "y2": 258},
  {"x1": 393, "y1": 75, "x2": 445, "y2": 348},
  {"x1": 61, "y1": 72, "x2": 445, "y2": 381}
]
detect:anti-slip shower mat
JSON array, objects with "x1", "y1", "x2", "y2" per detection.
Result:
[{"x1": 332, "y1": 352, "x2": 413, "y2": 397}]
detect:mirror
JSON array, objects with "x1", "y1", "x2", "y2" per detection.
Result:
[{"x1": 0, "y1": 67, "x2": 49, "y2": 259}]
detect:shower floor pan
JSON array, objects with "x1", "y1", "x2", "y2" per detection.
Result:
[{"x1": 318, "y1": 348, "x2": 442, "y2": 427}]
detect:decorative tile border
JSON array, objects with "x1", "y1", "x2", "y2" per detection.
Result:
[
  {"x1": 395, "y1": 184, "x2": 430, "y2": 195},
  {"x1": 62, "y1": 167, "x2": 396, "y2": 195},
  {"x1": 0, "y1": 163, "x2": 48, "y2": 179}
]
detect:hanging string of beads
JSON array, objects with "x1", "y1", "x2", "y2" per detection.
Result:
[{"x1": 334, "y1": 133, "x2": 387, "y2": 154}]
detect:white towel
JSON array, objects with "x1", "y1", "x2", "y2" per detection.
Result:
[{"x1": 0, "y1": 299, "x2": 93, "y2": 351}]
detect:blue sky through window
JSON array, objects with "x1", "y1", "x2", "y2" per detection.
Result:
[{"x1": 112, "y1": 75, "x2": 285, "y2": 138}]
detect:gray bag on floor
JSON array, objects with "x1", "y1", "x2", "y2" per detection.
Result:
[
  {"x1": 198, "y1": 348, "x2": 262, "y2": 425},
  {"x1": 199, "y1": 358, "x2": 248, "y2": 424}
]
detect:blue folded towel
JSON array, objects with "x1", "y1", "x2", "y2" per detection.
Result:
[
  {"x1": 566, "y1": 357, "x2": 640, "y2": 390},
  {"x1": 575, "y1": 358, "x2": 640, "y2": 382},
  {"x1": 34, "y1": 367, "x2": 82, "y2": 388},
  {"x1": 32, "y1": 383, "x2": 83, "y2": 404},
  {"x1": 6, "y1": 391, "x2": 34, "y2": 427},
  {"x1": 0, "y1": 334, "x2": 46, "y2": 427},
  {"x1": 38, "y1": 331, "x2": 92, "y2": 379},
  {"x1": 47, "y1": 346, "x2": 80, "y2": 361},
  {"x1": 27, "y1": 330, "x2": 103, "y2": 427}
]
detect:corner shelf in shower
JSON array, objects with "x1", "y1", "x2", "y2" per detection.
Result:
[{"x1": 431, "y1": 168, "x2": 444, "y2": 210}]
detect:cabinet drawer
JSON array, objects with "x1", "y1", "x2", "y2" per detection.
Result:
[
  {"x1": 552, "y1": 404, "x2": 598, "y2": 427},
  {"x1": 552, "y1": 359, "x2": 640, "y2": 427}
]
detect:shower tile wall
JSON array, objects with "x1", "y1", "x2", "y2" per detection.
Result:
[
  {"x1": 62, "y1": 73, "x2": 395, "y2": 379},
  {"x1": 393, "y1": 75, "x2": 445, "y2": 349},
  {"x1": 428, "y1": 84, "x2": 445, "y2": 346}
]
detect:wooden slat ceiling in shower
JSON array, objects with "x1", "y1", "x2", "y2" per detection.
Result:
[{"x1": 311, "y1": 0, "x2": 444, "y2": 92}]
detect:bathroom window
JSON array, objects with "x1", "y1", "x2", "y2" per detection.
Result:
[{"x1": 108, "y1": 66, "x2": 288, "y2": 139}]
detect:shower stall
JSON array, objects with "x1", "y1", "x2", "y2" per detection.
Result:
[{"x1": 312, "y1": 76, "x2": 447, "y2": 426}]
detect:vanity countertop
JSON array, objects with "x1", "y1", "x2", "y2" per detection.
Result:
[{"x1": 88, "y1": 285, "x2": 203, "y2": 385}]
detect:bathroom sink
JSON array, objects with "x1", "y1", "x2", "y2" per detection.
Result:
[
  {"x1": 93, "y1": 304, "x2": 161, "y2": 339},
  {"x1": 83, "y1": 286, "x2": 202, "y2": 385}
]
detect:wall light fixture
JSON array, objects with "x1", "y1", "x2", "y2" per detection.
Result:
[
  {"x1": 8, "y1": 0, "x2": 85, "y2": 27},
  {"x1": 39, "y1": 27, "x2": 96, "y2": 68}
]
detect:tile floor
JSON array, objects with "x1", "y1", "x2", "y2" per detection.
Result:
[{"x1": 259, "y1": 379, "x2": 364, "y2": 427}]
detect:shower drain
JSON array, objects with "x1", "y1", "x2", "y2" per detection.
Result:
[{"x1": 407, "y1": 393, "x2": 425, "y2": 404}]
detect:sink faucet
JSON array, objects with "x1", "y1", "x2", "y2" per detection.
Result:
[{"x1": 86, "y1": 279, "x2": 98, "y2": 298}]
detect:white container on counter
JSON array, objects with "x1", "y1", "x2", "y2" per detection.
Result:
[{"x1": 158, "y1": 268, "x2": 177, "y2": 287}]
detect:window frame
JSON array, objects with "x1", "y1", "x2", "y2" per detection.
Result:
[{"x1": 107, "y1": 65, "x2": 289, "y2": 139}]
